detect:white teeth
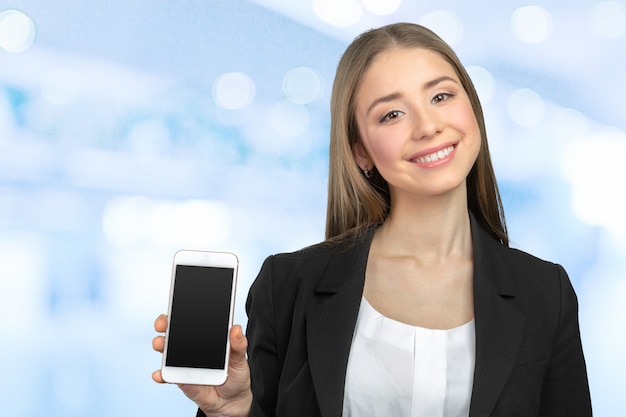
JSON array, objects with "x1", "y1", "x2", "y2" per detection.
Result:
[{"x1": 414, "y1": 145, "x2": 454, "y2": 163}]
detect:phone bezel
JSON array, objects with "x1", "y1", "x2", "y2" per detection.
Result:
[{"x1": 161, "y1": 250, "x2": 238, "y2": 385}]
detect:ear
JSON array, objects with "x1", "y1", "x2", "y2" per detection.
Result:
[{"x1": 352, "y1": 141, "x2": 371, "y2": 171}]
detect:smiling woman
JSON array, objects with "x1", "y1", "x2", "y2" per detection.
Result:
[
  {"x1": 326, "y1": 26, "x2": 504, "y2": 245},
  {"x1": 152, "y1": 22, "x2": 592, "y2": 417}
]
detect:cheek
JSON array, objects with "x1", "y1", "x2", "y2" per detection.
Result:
[
  {"x1": 367, "y1": 136, "x2": 399, "y2": 166},
  {"x1": 457, "y1": 106, "x2": 481, "y2": 151},
  {"x1": 357, "y1": 123, "x2": 398, "y2": 165},
  {"x1": 460, "y1": 104, "x2": 481, "y2": 139}
]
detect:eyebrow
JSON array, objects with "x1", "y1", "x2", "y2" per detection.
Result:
[
  {"x1": 365, "y1": 75, "x2": 459, "y2": 115},
  {"x1": 424, "y1": 75, "x2": 458, "y2": 90}
]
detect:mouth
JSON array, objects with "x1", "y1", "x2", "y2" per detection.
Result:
[{"x1": 408, "y1": 144, "x2": 456, "y2": 164}]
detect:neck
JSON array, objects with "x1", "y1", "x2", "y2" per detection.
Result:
[{"x1": 375, "y1": 191, "x2": 472, "y2": 262}]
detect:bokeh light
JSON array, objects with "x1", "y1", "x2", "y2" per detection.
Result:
[
  {"x1": 103, "y1": 197, "x2": 232, "y2": 249},
  {"x1": 0, "y1": 9, "x2": 36, "y2": 53},
  {"x1": 507, "y1": 88, "x2": 545, "y2": 127},
  {"x1": 212, "y1": 72, "x2": 256, "y2": 110},
  {"x1": 361, "y1": 0, "x2": 402, "y2": 16},
  {"x1": 282, "y1": 66, "x2": 323, "y2": 104},
  {"x1": 419, "y1": 10, "x2": 463, "y2": 46},
  {"x1": 467, "y1": 65, "x2": 496, "y2": 105},
  {"x1": 312, "y1": 0, "x2": 362, "y2": 27},
  {"x1": 511, "y1": 5, "x2": 552, "y2": 44},
  {"x1": 561, "y1": 128, "x2": 626, "y2": 242},
  {"x1": 0, "y1": 237, "x2": 46, "y2": 333}
]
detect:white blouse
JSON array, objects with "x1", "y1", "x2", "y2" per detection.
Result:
[{"x1": 342, "y1": 297, "x2": 476, "y2": 417}]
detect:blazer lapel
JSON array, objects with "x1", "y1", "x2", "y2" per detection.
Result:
[
  {"x1": 306, "y1": 232, "x2": 373, "y2": 417},
  {"x1": 469, "y1": 219, "x2": 527, "y2": 417}
]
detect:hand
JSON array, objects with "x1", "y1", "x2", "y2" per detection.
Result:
[{"x1": 152, "y1": 314, "x2": 252, "y2": 417}]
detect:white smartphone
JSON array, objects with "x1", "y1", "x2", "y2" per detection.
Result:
[{"x1": 161, "y1": 250, "x2": 239, "y2": 385}]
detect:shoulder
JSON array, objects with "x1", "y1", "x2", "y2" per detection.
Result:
[
  {"x1": 472, "y1": 222, "x2": 576, "y2": 315},
  {"x1": 260, "y1": 229, "x2": 374, "y2": 282},
  {"x1": 248, "y1": 230, "x2": 372, "y2": 300},
  {"x1": 498, "y1": 243, "x2": 568, "y2": 288},
  {"x1": 258, "y1": 239, "x2": 349, "y2": 280},
  {"x1": 502, "y1": 244, "x2": 564, "y2": 277},
  {"x1": 505, "y1": 245, "x2": 574, "y2": 308},
  {"x1": 485, "y1": 237, "x2": 578, "y2": 323},
  {"x1": 470, "y1": 212, "x2": 561, "y2": 281},
  {"x1": 472, "y1": 218, "x2": 562, "y2": 277}
]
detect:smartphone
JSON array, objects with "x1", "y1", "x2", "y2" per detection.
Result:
[{"x1": 161, "y1": 250, "x2": 238, "y2": 385}]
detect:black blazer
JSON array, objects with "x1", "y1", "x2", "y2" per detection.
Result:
[{"x1": 199, "y1": 216, "x2": 592, "y2": 417}]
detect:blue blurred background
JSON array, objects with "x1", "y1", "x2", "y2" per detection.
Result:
[{"x1": 1, "y1": 0, "x2": 624, "y2": 415}]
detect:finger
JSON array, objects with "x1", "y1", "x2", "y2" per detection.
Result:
[
  {"x1": 228, "y1": 325, "x2": 248, "y2": 370},
  {"x1": 154, "y1": 314, "x2": 168, "y2": 332},
  {"x1": 152, "y1": 369, "x2": 166, "y2": 383},
  {"x1": 152, "y1": 335, "x2": 165, "y2": 353}
]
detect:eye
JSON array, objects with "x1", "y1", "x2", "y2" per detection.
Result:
[
  {"x1": 379, "y1": 110, "x2": 405, "y2": 123},
  {"x1": 432, "y1": 93, "x2": 453, "y2": 104}
]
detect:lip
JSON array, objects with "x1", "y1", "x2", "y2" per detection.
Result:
[{"x1": 406, "y1": 142, "x2": 458, "y2": 168}]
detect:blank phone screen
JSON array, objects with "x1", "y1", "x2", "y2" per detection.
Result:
[{"x1": 166, "y1": 265, "x2": 234, "y2": 369}]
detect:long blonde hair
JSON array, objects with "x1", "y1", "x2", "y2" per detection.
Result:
[{"x1": 325, "y1": 22, "x2": 508, "y2": 245}]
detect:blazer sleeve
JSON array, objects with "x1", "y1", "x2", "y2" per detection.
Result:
[
  {"x1": 245, "y1": 255, "x2": 281, "y2": 417},
  {"x1": 539, "y1": 265, "x2": 592, "y2": 416}
]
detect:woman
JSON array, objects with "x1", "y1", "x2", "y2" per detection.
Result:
[{"x1": 152, "y1": 23, "x2": 592, "y2": 417}]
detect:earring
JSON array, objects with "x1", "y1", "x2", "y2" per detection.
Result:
[{"x1": 363, "y1": 164, "x2": 373, "y2": 179}]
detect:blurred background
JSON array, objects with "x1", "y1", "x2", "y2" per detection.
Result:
[{"x1": 0, "y1": 0, "x2": 624, "y2": 415}]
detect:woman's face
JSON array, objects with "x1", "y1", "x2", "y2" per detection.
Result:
[{"x1": 353, "y1": 47, "x2": 480, "y2": 202}]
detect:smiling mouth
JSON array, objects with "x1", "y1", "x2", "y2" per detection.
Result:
[{"x1": 410, "y1": 145, "x2": 456, "y2": 163}]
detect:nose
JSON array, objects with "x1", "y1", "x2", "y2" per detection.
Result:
[{"x1": 411, "y1": 106, "x2": 442, "y2": 141}]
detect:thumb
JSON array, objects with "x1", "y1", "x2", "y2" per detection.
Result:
[{"x1": 228, "y1": 325, "x2": 248, "y2": 369}]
